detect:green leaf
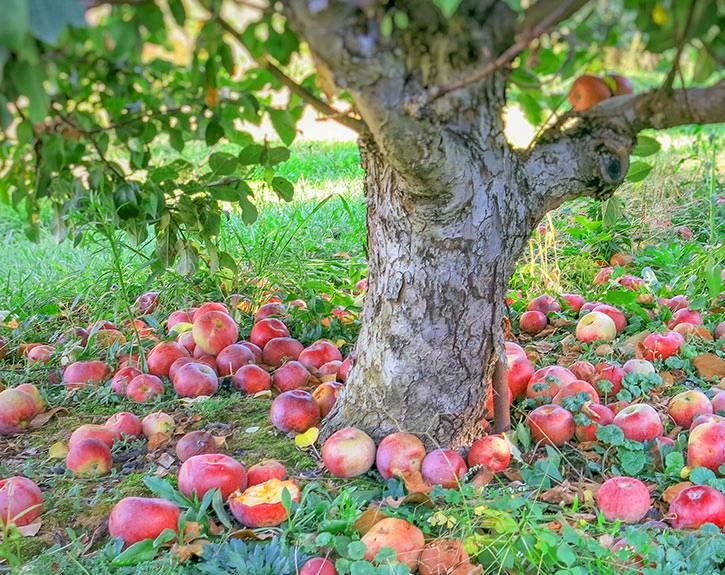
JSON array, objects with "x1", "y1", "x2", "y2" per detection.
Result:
[
  {"x1": 602, "y1": 196, "x2": 624, "y2": 229},
  {"x1": 432, "y1": 0, "x2": 463, "y2": 18},
  {"x1": 209, "y1": 152, "x2": 238, "y2": 176},
  {"x1": 12, "y1": 62, "x2": 49, "y2": 123},
  {"x1": 16, "y1": 121, "x2": 33, "y2": 145},
  {"x1": 152, "y1": 528, "x2": 177, "y2": 549},
  {"x1": 350, "y1": 561, "x2": 375, "y2": 575},
  {"x1": 239, "y1": 143, "x2": 264, "y2": 165},
  {"x1": 631, "y1": 135, "x2": 661, "y2": 157},
  {"x1": 111, "y1": 539, "x2": 157, "y2": 566},
  {"x1": 346, "y1": 541, "x2": 367, "y2": 560},
  {"x1": 690, "y1": 466, "x2": 716, "y2": 486},
  {"x1": 271, "y1": 176, "x2": 294, "y2": 201},
  {"x1": 176, "y1": 246, "x2": 199, "y2": 276},
  {"x1": 626, "y1": 161, "x2": 653, "y2": 183},
  {"x1": 556, "y1": 543, "x2": 576, "y2": 566},
  {"x1": 268, "y1": 108, "x2": 296, "y2": 146},
  {"x1": 0, "y1": 0, "x2": 29, "y2": 50},
  {"x1": 205, "y1": 118, "x2": 225, "y2": 146},
  {"x1": 169, "y1": 129, "x2": 185, "y2": 152},
  {"x1": 168, "y1": 0, "x2": 186, "y2": 26},
  {"x1": 596, "y1": 424, "x2": 625, "y2": 446},
  {"x1": 29, "y1": 0, "x2": 86, "y2": 45}
]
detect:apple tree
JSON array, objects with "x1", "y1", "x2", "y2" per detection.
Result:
[{"x1": 0, "y1": 0, "x2": 723, "y2": 446}]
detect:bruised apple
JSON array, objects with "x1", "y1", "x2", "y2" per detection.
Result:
[
  {"x1": 322, "y1": 427, "x2": 376, "y2": 478},
  {"x1": 361, "y1": 517, "x2": 424, "y2": 569},
  {"x1": 247, "y1": 459, "x2": 288, "y2": 486},
  {"x1": 270, "y1": 390, "x2": 320, "y2": 433},
  {"x1": 178, "y1": 453, "x2": 247, "y2": 499},
  {"x1": 375, "y1": 432, "x2": 426, "y2": 480},
  {"x1": 596, "y1": 476, "x2": 651, "y2": 523},
  {"x1": 0, "y1": 476, "x2": 43, "y2": 527},
  {"x1": 313, "y1": 381, "x2": 344, "y2": 418},
  {"x1": 109, "y1": 497, "x2": 181, "y2": 546},
  {"x1": 641, "y1": 331, "x2": 684, "y2": 361},
  {"x1": 175, "y1": 430, "x2": 219, "y2": 462},
  {"x1": 232, "y1": 364, "x2": 272, "y2": 394},
  {"x1": 418, "y1": 539, "x2": 476, "y2": 575},
  {"x1": 228, "y1": 478, "x2": 300, "y2": 527},
  {"x1": 421, "y1": 449, "x2": 467, "y2": 488}
]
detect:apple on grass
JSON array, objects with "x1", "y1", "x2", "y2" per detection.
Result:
[
  {"x1": 255, "y1": 302, "x2": 287, "y2": 322},
  {"x1": 622, "y1": 359, "x2": 655, "y2": 376},
  {"x1": 312, "y1": 381, "x2": 344, "y2": 418},
  {"x1": 104, "y1": 412, "x2": 142, "y2": 438},
  {"x1": 66, "y1": 438, "x2": 113, "y2": 478},
  {"x1": 686, "y1": 421, "x2": 724, "y2": 472},
  {"x1": 15, "y1": 384, "x2": 44, "y2": 413},
  {"x1": 261, "y1": 337, "x2": 304, "y2": 368},
  {"x1": 109, "y1": 497, "x2": 181, "y2": 546},
  {"x1": 575, "y1": 311, "x2": 616, "y2": 343},
  {"x1": 526, "y1": 404, "x2": 575, "y2": 446},
  {"x1": 298, "y1": 340, "x2": 343, "y2": 372},
  {"x1": 232, "y1": 364, "x2": 272, "y2": 394},
  {"x1": 596, "y1": 476, "x2": 651, "y2": 523},
  {"x1": 63, "y1": 360, "x2": 110, "y2": 389},
  {"x1": 248, "y1": 459, "x2": 288, "y2": 486},
  {"x1": 505, "y1": 353, "x2": 534, "y2": 399},
  {"x1": 592, "y1": 304, "x2": 627, "y2": 333},
  {"x1": 575, "y1": 403, "x2": 614, "y2": 442},
  {"x1": 178, "y1": 453, "x2": 247, "y2": 499},
  {"x1": 421, "y1": 449, "x2": 468, "y2": 488},
  {"x1": 668, "y1": 390, "x2": 713, "y2": 428},
  {"x1": 300, "y1": 558, "x2": 337, "y2": 575},
  {"x1": 669, "y1": 485, "x2": 724, "y2": 530},
  {"x1": 249, "y1": 318, "x2": 290, "y2": 349},
  {"x1": 418, "y1": 539, "x2": 475, "y2": 575},
  {"x1": 192, "y1": 311, "x2": 239, "y2": 356},
  {"x1": 270, "y1": 390, "x2": 320, "y2": 433},
  {"x1": 173, "y1": 362, "x2": 218, "y2": 398},
  {"x1": 468, "y1": 435, "x2": 511, "y2": 472},
  {"x1": 376, "y1": 432, "x2": 426, "y2": 480},
  {"x1": 0, "y1": 388, "x2": 38, "y2": 435},
  {"x1": 142, "y1": 412, "x2": 175, "y2": 438},
  {"x1": 0, "y1": 476, "x2": 43, "y2": 527},
  {"x1": 192, "y1": 302, "x2": 229, "y2": 322},
  {"x1": 360, "y1": 517, "x2": 424, "y2": 569},
  {"x1": 69, "y1": 424, "x2": 118, "y2": 449},
  {"x1": 215, "y1": 343, "x2": 254, "y2": 376},
  {"x1": 527, "y1": 294, "x2": 561, "y2": 314},
  {"x1": 176, "y1": 430, "x2": 219, "y2": 462},
  {"x1": 561, "y1": 293, "x2": 586, "y2": 313},
  {"x1": 111, "y1": 366, "x2": 142, "y2": 395},
  {"x1": 147, "y1": 342, "x2": 189, "y2": 378},
  {"x1": 612, "y1": 404, "x2": 663, "y2": 442},
  {"x1": 126, "y1": 374, "x2": 165, "y2": 403},
  {"x1": 272, "y1": 361, "x2": 311, "y2": 392},
  {"x1": 228, "y1": 478, "x2": 300, "y2": 528},
  {"x1": 322, "y1": 427, "x2": 376, "y2": 478},
  {"x1": 553, "y1": 380, "x2": 600, "y2": 405},
  {"x1": 519, "y1": 310, "x2": 547, "y2": 335},
  {"x1": 640, "y1": 331, "x2": 684, "y2": 361}
]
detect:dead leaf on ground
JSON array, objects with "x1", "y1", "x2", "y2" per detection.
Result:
[
  {"x1": 662, "y1": 482, "x2": 692, "y2": 503},
  {"x1": 353, "y1": 506, "x2": 388, "y2": 535},
  {"x1": 401, "y1": 469, "x2": 432, "y2": 495},
  {"x1": 470, "y1": 469, "x2": 494, "y2": 488},
  {"x1": 229, "y1": 528, "x2": 276, "y2": 540},
  {"x1": 382, "y1": 492, "x2": 434, "y2": 510},
  {"x1": 30, "y1": 407, "x2": 67, "y2": 428},
  {"x1": 16, "y1": 520, "x2": 42, "y2": 537},
  {"x1": 693, "y1": 353, "x2": 725, "y2": 379},
  {"x1": 147, "y1": 432, "x2": 171, "y2": 451},
  {"x1": 172, "y1": 540, "x2": 208, "y2": 563},
  {"x1": 213, "y1": 435, "x2": 230, "y2": 447},
  {"x1": 48, "y1": 441, "x2": 68, "y2": 459},
  {"x1": 156, "y1": 453, "x2": 175, "y2": 469}
]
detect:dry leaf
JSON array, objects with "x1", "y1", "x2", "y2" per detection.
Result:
[
  {"x1": 156, "y1": 453, "x2": 175, "y2": 469},
  {"x1": 172, "y1": 540, "x2": 208, "y2": 563},
  {"x1": 30, "y1": 407, "x2": 66, "y2": 428},
  {"x1": 229, "y1": 528, "x2": 276, "y2": 540},
  {"x1": 662, "y1": 481, "x2": 692, "y2": 503},
  {"x1": 48, "y1": 441, "x2": 68, "y2": 459},
  {"x1": 470, "y1": 469, "x2": 493, "y2": 488},
  {"x1": 16, "y1": 520, "x2": 42, "y2": 537},
  {"x1": 213, "y1": 435, "x2": 229, "y2": 447},
  {"x1": 693, "y1": 353, "x2": 725, "y2": 379},
  {"x1": 184, "y1": 521, "x2": 203, "y2": 540},
  {"x1": 382, "y1": 492, "x2": 434, "y2": 510},
  {"x1": 252, "y1": 390, "x2": 272, "y2": 399},
  {"x1": 353, "y1": 506, "x2": 388, "y2": 535},
  {"x1": 147, "y1": 432, "x2": 171, "y2": 451},
  {"x1": 401, "y1": 469, "x2": 432, "y2": 495}
]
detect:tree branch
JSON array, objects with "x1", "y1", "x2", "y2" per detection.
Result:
[
  {"x1": 217, "y1": 17, "x2": 365, "y2": 133},
  {"x1": 661, "y1": 0, "x2": 698, "y2": 92},
  {"x1": 525, "y1": 80, "x2": 725, "y2": 217},
  {"x1": 426, "y1": 0, "x2": 590, "y2": 104},
  {"x1": 519, "y1": 0, "x2": 590, "y2": 34}
]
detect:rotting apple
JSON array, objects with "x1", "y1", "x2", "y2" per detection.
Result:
[
  {"x1": 361, "y1": 517, "x2": 425, "y2": 569},
  {"x1": 375, "y1": 432, "x2": 426, "y2": 480},
  {"x1": 228, "y1": 478, "x2": 300, "y2": 528},
  {"x1": 669, "y1": 485, "x2": 724, "y2": 530}
]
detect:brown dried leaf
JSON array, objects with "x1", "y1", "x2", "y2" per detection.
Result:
[
  {"x1": 156, "y1": 453, "x2": 175, "y2": 469},
  {"x1": 401, "y1": 469, "x2": 432, "y2": 495},
  {"x1": 382, "y1": 492, "x2": 434, "y2": 510},
  {"x1": 29, "y1": 407, "x2": 66, "y2": 428},
  {"x1": 470, "y1": 469, "x2": 494, "y2": 488},
  {"x1": 147, "y1": 432, "x2": 171, "y2": 451},
  {"x1": 16, "y1": 520, "x2": 42, "y2": 537},
  {"x1": 229, "y1": 528, "x2": 276, "y2": 540},
  {"x1": 172, "y1": 540, "x2": 208, "y2": 563},
  {"x1": 662, "y1": 481, "x2": 692, "y2": 503},
  {"x1": 353, "y1": 506, "x2": 388, "y2": 535},
  {"x1": 213, "y1": 435, "x2": 229, "y2": 447},
  {"x1": 693, "y1": 353, "x2": 725, "y2": 379}
]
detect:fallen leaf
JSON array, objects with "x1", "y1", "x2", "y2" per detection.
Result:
[
  {"x1": 400, "y1": 469, "x2": 432, "y2": 495},
  {"x1": 48, "y1": 441, "x2": 68, "y2": 459},
  {"x1": 692, "y1": 353, "x2": 725, "y2": 379},
  {"x1": 382, "y1": 492, "x2": 434, "y2": 510},
  {"x1": 353, "y1": 506, "x2": 388, "y2": 535},
  {"x1": 184, "y1": 521, "x2": 203, "y2": 540},
  {"x1": 156, "y1": 453, "x2": 175, "y2": 469},
  {"x1": 662, "y1": 481, "x2": 692, "y2": 503},
  {"x1": 30, "y1": 407, "x2": 66, "y2": 428},
  {"x1": 172, "y1": 540, "x2": 208, "y2": 563},
  {"x1": 252, "y1": 390, "x2": 272, "y2": 399},
  {"x1": 294, "y1": 427, "x2": 319, "y2": 449},
  {"x1": 16, "y1": 520, "x2": 42, "y2": 537},
  {"x1": 470, "y1": 469, "x2": 493, "y2": 488},
  {"x1": 244, "y1": 426, "x2": 260, "y2": 433},
  {"x1": 229, "y1": 528, "x2": 276, "y2": 540},
  {"x1": 213, "y1": 435, "x2": 229, "y2": 447},
  {"x1": 147, "y1": 433, "x2": 171, "y2": 451}
]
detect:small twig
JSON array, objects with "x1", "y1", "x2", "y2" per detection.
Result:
[
  {"x1": 427, "y1": 0, "x2": 589, "y2": 104},
  {"x1": 662, "y1": 0, "x2": 698, "y2": 93}
]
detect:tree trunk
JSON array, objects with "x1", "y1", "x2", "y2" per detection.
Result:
[{"x1": 323, "y1": 138, "x2": 530, "y2": 448}]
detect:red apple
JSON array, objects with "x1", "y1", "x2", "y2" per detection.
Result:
[
  {"x1": 527, "y1": 294, "x2": 561, "y2": 314},
  {"x1": 361, "y1": 517, "x2": 424, "y2": 569},
  {"x1": 177, "y1": 331, "x2": 196, "y2": 354},
  {"x1": 561, "y1": 293, "x2": 586, "y2": 313},
  {"x1": 175, "y1": 430, "x2": 219, "y2": 462},
  {"x1": 298, "y1": 340, "x2": 343, "y2": 372},
  {"x1": 141, "y1": 412, "x2": 175, "y2": 437},
  {"x1": 641, "y1": 331, "x2": 684, "y2": 361},
  {"x1": 312, "y1": 381, "x2": 344, "y2": 418},
  {"x1": 239, "y1": 340, "x2": 263, "y2": 364},
  {"x1": 606, "y1": 74, "x2": 634, "y2": 96},
  {"x1": 505, "y1": 352, "x2": 534, "y2": 399},
  {"x1": 667, "y1": 308, "x2": 703, "y2": 329},
  {"x1": 272, "y1": 361, "x2": 311, "y2": 392},
  {"x1": 147, "y1": 342, "x2": 190, "y2": 378},
  {"x1": 576, "y1": 311, "x2": 617, "y2": 343},
  {"x1": 519, "y1": 310, "x2": 547, "y2": 335},
  {"x1": 247, "y1": 459, "x2": 288, "y2": 486},
  {"x1": 610, "y1": 253, "x2": 634, "y2": 266},
  {"x1": 375, "y1": 432, "x2": 426, "y2": 480},
  {"x1": 134, "y1": 291, "x2": 158, "y2": 315},
  {"x1": 553, "y1": 380, "x2": 599, "y2": 405},
  {"x1": 421, "y1": 449, "x2": 468, "y2": 488},
  {"x1": 192, "y1": 302, "x2": 228, "y2": 322},
  {"x1": 575, "y1": 403, "x2": 614, "y2": 442},
  {"x1": 105, "y1": 412, "x2": 142, "y2": 438},
  {"x1": 168, "y1": 356, "x2": 195, "y2": 382},
  {"x1": 322, "y1": 427, "x2": 376, "y2": 478},
  {"x1": 715, "y1": 321, "x2": 725, "y2": 340},
  {"x1": 173, "y1": 362, "x2": 218, "y2": 398},
  {"x1": 593, "y1": 267, "x2": 613, "y2": 286},
  {"x1": 596, "y1": 476, "x2": 651, "y2": 523},
  {"x1": 111, "y1": 366, "x2": 142, "y2": 395},
  {"x1": 109, "y1": 497, "x2": 180, "y2": 546},
  {"x1": 526, "y1": 404, "x2": 575, "y2": 446},
  {"x1": 126, "y1": 374, "x2": 165, "y2": 403},
  {"x1": 66, "y1": 438, "x2": 113, "y2": 478},
  {"x1": 338, "y1": 354, "x2": 354, "y2": 383},
  {"x1": 687, "y1": 421, "x2": 725, "y2": 472},
  {"x1": 63, "y1": 360, "x2": 110, "y2": 389},
  {"x1": 568, "y1": 74, "x2": 612, "y2": 111},
  {"x1": 232, "y1": 364, "x2": 272, "y2": 394},
  {"x1": 592, "y1": 304, "x2": 627, "y2": 333},
  {"x1": 178, "y1": 453, "x2": 247, "y2": 500},
  {"x1": 0, "y1": 388, "x2": 37, "y2": 435},
  {"x1": 69, "y1": 424, "x2": 118, "y2": 449},
  {"x1": 0, "y1": 476, "x2": 43, "y2": 527},
  {"x1": 712, "y1": 390, "x2": 724, "y2": 413},
  {"x1": 669, "y1": 485, "x2": 724, "y2": 529},
  {"x1": 673, "y1": 225, "x2": 693, "y2": 240},
  {"x1": 300, "y1": 558, "x2": 337, "y2": 575},
  {"x1": 526, "y1": 366, "x2": 577, "y2": 402},
  {"x1": 270, "y1": 390, "x2": 320, "y2": 433},
  {"x1": 27, "y1": 344, "x2": 53, "y2": 364},
  {"x1": 673, "y1": 322, "x2": 713, "y2": 340},
  {"x1": 468, "y1": 435, "x2": 511, "y2": 472},
  {"x1": 15, "y1": 384, "x2": 44, "y2": 413},
  {"x1": 318, "y1": 360, "x2": 342, "y2": 378},
  {"x1": 213, "y1": 343, "x2": 253, "y2": 376},
  {"x1": 690, "y1": 414, "x2": 724, "y2": 430},
  {"x1": 622, "y1": 359, "x2": 655, "y2": 376},
  {"x1": 167, "y1": 310, "x2": 194, "y2": 332},
  {"x1": 613, "y1": 404, "x2": 663, "y2": 442},
  {"x1": 668, "y1": 390, "x2": 713, "y2": 428},
  {"x1": 249, "y1": 318, "x2": 290, "y2": 349},
  {"x1": 228, "y1": 478, "x2": 300, "y2": 528},
  {"x1": 255, "y1": 302, "x2": 287, "y2": 321},
  {"x1": 262, "y1": 337, "x2": 304, "y2": 368},
  {"x1": 192, "y1": 311, "x2": 238, "y2": 356},
  {"x1": 594, "y1": 363, "x2": 625, "y2": 397}
]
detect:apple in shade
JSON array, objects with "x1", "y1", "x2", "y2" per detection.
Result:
[
  {"x1": 247, "y1": 459, "x2": 288, "y2": 486},
  {"x1": 111, "y1": 366, "x2": 142, "y2": 395},
  {"x1": 468, "y1": 435, "x2": 511, "y2": 472},
  {"x1": 575, "y1": 403, "x2": 614, "y2": 442},
  {"x1": 690, "y1": 414, "x2": 724, "y2": 430},
  {"x1": 715, "y1": 321, "x2": 725, "y2": 340},
  {"x1": 262, "y1": 337, "x2": 304, "y2": 368},
  {"x1": 593, "y1": 267, "x2": 613, "y2": 286},
  {"x1": 134, "y1": 291, "x2": 158, "y2": 315},
  {"x1": 668, "y1": 390, "x2": 713, "y2": 428},
  {"x1": 375, "y1": 432, "x2": 427, "y2": 480},
  {"x1": 527, "y1": 294, "x2": 561, "y2": 314},
  {"x1": 126, "y1": 374, "x2": 165, "y2": 403},
  {"x1": 712, "y1": 390, "x2": 725, "y2": 414},
  {"x1": 361, "y1": 517, "x2": 425, "y2": 569},
  {"x1": 215, "y1": 344, "x2": 254, "y2": 376},
  {"x1": 555, "y1": 380, "x2": 601, "y2": 405},
  {"x1": 640, "y1": 331, "x2": 684, "y2": 361},
  {"x1": 519, "y1": 310, "x2": 547, "y2": 335},
  {"x1": 596, "y1": 476, "x2": 651, "y2": 523},
  {"x1": 667, "y1": 308, "x2": 703, "y2": 329},
  {"x1": 338, "y1": 354, "x2": 353, "y2": 383},
  {"x1": 270, "y1": 390, "x2": 321, "y2": 433},
  {"x1": 177, "y1": 331, "x2": 196, "y2": 353},
  {"x1": 192, "y1": 311, "x2": 238, "y2": 356},
  {"x1": 505, "y1": 351, "x2": 534, "y2": 399},
  {"x1": 593, "y1": 363, "x2": 625, "y2": 397},
  {"x1": 421, "y1": 449, "x2": 468, "y2": 488},
  {"x1": 298, "y1": 340, "x2": 343, "y2": 371},
  {"x1": 147, "y1": 341, "x2": 190, "y2": 378},
  {"x1": 669, "y1": 485, "x2": 725, "y2": 530},
  {"x1": 322, "y1": 427, "x2": 376, "y2": 478},
  {"x1": 561, "y1": 293, "x2": 586, "y2": 313},
  {"x1": 105, "y1": 412, "x2": 142, "y2": 438},
  {"x1": 575, "y1": 311, "x2": 617, "y2": 343},
  {"x1": 313, "y1": 381, "x2": 344, "y2": 417},
  {"x1": 167, "y1": 310, "x2": 194, "y2": 332},
  {"x1": 0, "y1": 476, "x2": 43, "y2": 527},
  {"x1": 238, "y1": 341, "x2": 263, "y2": 364},
  {"x1": 63, "y1": 360, "x2": 110, "y2": 389},
  {"x1": 178, "y1": 453, "x2": 247, "y2": 499},
  {"x1": 300, "y1": 557, "x2": 337, "y2": 575},
  {"x1": 272, "y1": 361, "x2": 311, "y2": 392},
  {"x1": 168, "y1": 357, "x2": 195, "y2": 382},
  {"x1": 318, "y1": 360, "x2": 342, "y2": 378},
  {"x1": 249, "y1": 318, "x2": 290, "y2": 348},
  {"x1": 0, "y1": 388, "x2": 37, "y2": 435},
  {"x1": 69, "y1": 424, "x2": 118, "y2": 449},
  {"x1": 232, "y1": 364, "x2": 272, "y2": 394},
  {"x1": 592, "y1": 304, "x2": 627, "y2": 332},
  {"x1": 526, "y1": 366, "x2": 576, "y2": 402},
  {"x1": 527, "y1": 404, "x2": 576, "y2": 446},
  {"x1": 173, "y1": 362, "x2": 218, "y2": 398},
  {"x1": 27, "y1": 344, "x2": 53, "y2": 364},
  {"x1": 229, "y1": 478, "x2": 300, "y2": 528},
  {"x1": 192, "y1": 352, "x2": 219, "y2": 373},
  {"x1": 673, "y1": 322, "x2": 713, "y2": 340},
  {"x1": 109, "y1": 497, "x2": 181, "y2": 546},
  {"x1": 66, "y1": 438, "x2": 113, "y2": 478},
  {"x1": 613, "y1": 404, "x2": 663, "y2": 442},
  {"x1": 141, "y1": 412, "x2": 175, "y2": 438},
  {"x1": 15, "y1": 384, "x2": 44, "y2": 414},
  {"x1": 192, "y1": 302, "x2": 229, "y2": 322},
  {"x1": 255, "y1": 302, "x2": 287, "y2": 322},
  {"x1": 622, "y1": 359, "x2": 656, "y2": 376},
  {"x1": 687, "y1": 421, "x2": 725, "y2": 472},
  {"x1": 175, "y1": 430, "x2": 219, "y2": 462}
]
